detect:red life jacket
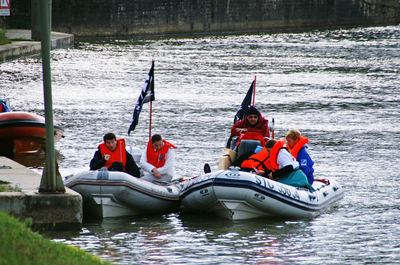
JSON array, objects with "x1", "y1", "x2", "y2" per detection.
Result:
[
  {"x1": 265, "y1": 140, "x2": 285, "y2": 172},
  {"x1": 98, "y1": 138, "x2": 127, "y2": 170},
  {"x1": 241, "y1": 147, "x2": 270, "y2": 172},
  {"x1": 238, "y1": 131, "x2": 266, "y2": 146},
  {"x1": 288, "y1": 136, "x2": 309, "y2": 159},
  {"x1": 146, "y1": 139, "x2": 177, "y2": 168}
]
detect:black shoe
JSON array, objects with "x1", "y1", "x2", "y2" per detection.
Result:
[{"x1": 203, "y1": 163, "x2": 211, "y2": 174}]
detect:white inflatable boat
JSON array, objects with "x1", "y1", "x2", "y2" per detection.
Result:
[
  {"x1": 64, "y1": 170, "x2": 181, "y2": 218},
  {"x1": 179, "y1": 168, "x2": 344, "y2": 220}
]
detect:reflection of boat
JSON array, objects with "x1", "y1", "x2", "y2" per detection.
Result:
[
  {"x1": 13, "y1": 149, "x2": 63, "y2": 168},
  {"x1": 0, "y1": 111, "x2": 64, "y2": 155},
  {"x1": 64, "y1": 170, "x2": 181, "y2": 218},
  {"x1": 179, "y1": 169, "x2": 344, "y2": 220}
]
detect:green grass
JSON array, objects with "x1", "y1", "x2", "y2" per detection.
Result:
[
  {"x1": 0, "y1": 181, "x2": 21, "y2": 192},
  {"x1": 0, "y1": 211, "x2": 111, "y2": 265},
  {"x1": 0, "y1": 184, "x2": 15, "y2": 192},
  {"x1": 0, "y1": 28, "x2": 10, "y2": 45}
]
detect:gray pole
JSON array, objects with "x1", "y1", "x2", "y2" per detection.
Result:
[
  {"x1": 31, "y1": 0, "x2": 40, "y2": 41},
  {"x1": 31, "y1": 1, "x2": 51, "y2": 41},
  {"x1": 38, "y1": 0, "x2": 65, "y2": 193}
]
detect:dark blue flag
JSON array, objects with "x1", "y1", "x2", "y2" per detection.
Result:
[
  {"x1": 233, "y1": 80, "x2": 254, "y2": 123},
  {"x1": 128, "y1": 61, "x2": 155, "y2": 135}
]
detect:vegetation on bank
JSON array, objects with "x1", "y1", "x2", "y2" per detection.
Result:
[
  {"x1": 0, "y1": 181, "x2": 21, "y2": 192},
  {"x1": 0, "y1": 211, "x2": 111, "y2": 265},
  {"x1": 0, "y1": 28, "x2": 10, "y2": 45}
]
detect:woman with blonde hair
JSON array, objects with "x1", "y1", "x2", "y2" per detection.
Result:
[{"x1": 285, "y1": 129, "x2": 314, "y2": 185}]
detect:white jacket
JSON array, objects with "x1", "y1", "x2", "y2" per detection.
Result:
[
  {"x1": 140, "y1": 146, "x2": 176, "y2": 179},
  {"x1": 277, "y1": 148, "x2": 300, "y2": 169}
]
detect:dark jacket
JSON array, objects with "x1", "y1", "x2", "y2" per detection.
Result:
[{"x1": 89, "y1": 149, "x2": 141, "y2": 178}]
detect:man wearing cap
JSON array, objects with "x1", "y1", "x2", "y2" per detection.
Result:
[{"x1": 230, "y1": 106, "x2": 270, "y2": 146}]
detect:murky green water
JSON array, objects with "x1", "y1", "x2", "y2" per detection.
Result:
[{"x1": 1, "y1": 25, "x2": 399, "y2": 264}]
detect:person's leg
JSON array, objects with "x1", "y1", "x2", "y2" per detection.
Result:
[
  {"x1": 204, "y1": 163, "x2": 211, "y2": 173},
  {"x1": 279, "y1": 169, "x2": 312, "y2": 190}
]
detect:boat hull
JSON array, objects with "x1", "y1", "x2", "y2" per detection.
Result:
[
  {"x1": 64, "y1": 170, "x2": 181, "y2": 218},
  {"x1": 179, "y1": 170, "x2": 344, "y2": 220},
  {"x1": 0, "y1": 111, "x2": 63, "y2": 155}
]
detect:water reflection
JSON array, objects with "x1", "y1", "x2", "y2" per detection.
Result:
[
  {"x1": 12, "y1": 148, "x2": 64, "y2": 169},
  {"x1": 55, "y1": 214, "x2": 313, "y2": 264}
]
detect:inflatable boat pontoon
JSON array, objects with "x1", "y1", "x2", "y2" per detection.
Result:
[
  {"x1": 179, "y1": 168, "x2": 344, "y2": 220},
  {"x1": 65, "y1": 170, "x2": 181, "y2": 218}
]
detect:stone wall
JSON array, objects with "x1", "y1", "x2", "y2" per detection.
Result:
[{"x1": 3, "y1": 0, "x2": 400, "y2": 37}]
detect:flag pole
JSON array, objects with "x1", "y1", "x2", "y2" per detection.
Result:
[
  {"x1": 149, "y1": 100, "x2": 153, "y2": 139},
  {"x1": 271, "y1": 118, "x2": 275, "y2": 139},
  {"x1": 252, "y1": 76, "x2": 256, "y2": 106},
  {"x1": 148, "y1": 60, "x2": 154, "y2": 139}
]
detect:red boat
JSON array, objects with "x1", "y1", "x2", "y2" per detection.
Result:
[{"x1": 0, "y1": 111, "x2": 64, "y2": 155}]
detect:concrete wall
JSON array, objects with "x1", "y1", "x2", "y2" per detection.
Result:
[
  {"x1": 0, "y1": 157, "x2": 82, "y2": 230},
  {"x1": 3, "y1": 0, "x2": 400, "y2": 37}
]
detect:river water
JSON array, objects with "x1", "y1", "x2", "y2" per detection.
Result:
[{"x1": 1, "y1": 25, "x2": 399, "y2": 264}]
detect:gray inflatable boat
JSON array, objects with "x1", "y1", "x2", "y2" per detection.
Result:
[{"x1": 64, "y1": 170, "x2": 181, "y2": 218}]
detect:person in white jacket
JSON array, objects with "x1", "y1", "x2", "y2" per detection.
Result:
[{"x1": 140, "y1": 134, "x2": 176, "y2": 183}]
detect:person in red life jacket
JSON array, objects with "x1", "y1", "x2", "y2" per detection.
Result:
[
  {"x1": 264, "y1": 139, "x2": 312, "y2": 190},
  {"x1": 239, "y1": 145, "x2": 270, "y2": 176},
  {"x1": 230, "y1": 106, "x2": 269, "y2": 147},
  {"x1": 285, "y1": 129, "x2": 314, "y2": 185},
  {"x1": 140, "y1": 134, "x2": 177, "y2": 183},
  {"x1": 89, "y1": 132, "x2": 140, "y2": 177}
]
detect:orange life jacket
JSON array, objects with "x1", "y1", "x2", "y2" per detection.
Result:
[
  {"x1": 265, "y1": 140, "x2": 285, "y2": 172},
  {"x1": 98, "y1": 138, "x2": 127, "y2": 170},
  {"x1": 241, "y1": 147, "x2": 270, "y2": 172},
  {"x1": 147, "y1": 139, "x2": 177, "y2": 168},
  {"x1": 288, "y1": 136, "x2": 309, "y2": 159}
]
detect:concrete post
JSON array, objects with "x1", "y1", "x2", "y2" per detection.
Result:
[{"x1": 38, "y1": 0, "x2": 65, "y2": 193}]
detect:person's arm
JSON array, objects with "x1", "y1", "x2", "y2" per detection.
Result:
[
  {"x1": 264, "y1": 118, "x2": 270, "y2": 138},
  {"x1": 125, "y1": 151, "x2": 141, "y2": 177},
  {"x1": 89, "y1": 150, "x2": 105, "y2": 170},
  {"x1": 270, "y1": 149, "x2": 297, "y2": 179},
  {"x1": 298, "y1": 148, "x2": 314, "y2": 177},
  {"x1": 246, "y1": 127, "x2": 264, "y2": 134},
  {"x1": 231, "y1": 120, "x2": 245, "y2": 137},
  {"x1": 4, "y1": 103, "x2": 10, "y2": 112},
  {"x1": 139, "y1": 147, "x2": 156, "y2": 173},
  {"x1": 157, "y1": 148, "x2": 175, "y2": 175},
  {"x1": 271, "y1": 165, "x2": 294, "y2": 179}
]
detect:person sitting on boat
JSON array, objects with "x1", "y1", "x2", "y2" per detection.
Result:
[
  {"x1": 140, "y1": 134, "x2": 177, "y2": 183},
  {"x1": 285, "y1": 129, "x2": 314, "y2": 185},
  {"x1": 230, "y1": 106, "x2": 269, "y2": 147},
  {"x1": 89, "y1": 132, "x2": 140, "y2": 177},
  {"x1": 0, "y1": 99, "x2": 10, "y2": 112},
  {"x1": 237, "y1": 144, "x2": 270, "y2": 176},
  {"x1": 264, "y1": 139, "x2": 312, "y2": 190}
]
